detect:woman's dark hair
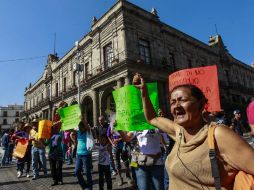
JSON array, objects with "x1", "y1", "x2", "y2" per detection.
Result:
[{"x1": 170, "y1": 84, "x2": 208, "y2": 109}]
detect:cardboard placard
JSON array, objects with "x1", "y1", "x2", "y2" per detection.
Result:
[
  {"x1": 13, "y1": 139, "x2": 29, "y2": 159},
  {"x1": 112, "y1": 83, "x2": 159, "y2": 131},
  {"x1": 38, "y1": 120, "x2": 53, "y2": 139},
  {"x1": 58, "y1": 104, "x2": 81, "y2": 131},
  {"x1": 169, "y1": 65, "x2": 220, "y2": 112},
  {"x1": 247, "y1": 101, "x2": 254, "y2": 125}
]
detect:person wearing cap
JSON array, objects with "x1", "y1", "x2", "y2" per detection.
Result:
[
  {"x1": 230, "y1": 109, "x2": 246, "y2": 136},
  {"x1": 30, "y1": 119, "x2": 47, "y2": 180},
  {"x1": 246, "y1": 98, "x2": 254, "y2": 143}
]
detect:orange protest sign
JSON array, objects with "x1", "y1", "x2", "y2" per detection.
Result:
[
  {"x1": 13, "y1": 139, "x2": 28, "y2": 159},
  {"x1": 38, "y1": 120, "x2": 53, "y2": 139},
  {"x1": 169, "y1": 65, "x2": 221, "y2": 112}
]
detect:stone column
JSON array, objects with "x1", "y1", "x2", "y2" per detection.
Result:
[
  {"x1": 117, "y1": 79, "x2": 123, "y2": 88},
  {"x1": 91, "y1": 90, "x2": 98, "y2": 126},
  {"x1": 124, "y1": 76, "x2": 130, "y2": 86}
]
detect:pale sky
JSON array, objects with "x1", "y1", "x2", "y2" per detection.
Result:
[{"x1": 0, "y1": 0, "x2": 253, "y2": 106}]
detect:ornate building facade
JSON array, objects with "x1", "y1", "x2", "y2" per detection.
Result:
[{"x1": 23, "y1": 0, "x2": 254, "y2": 126}]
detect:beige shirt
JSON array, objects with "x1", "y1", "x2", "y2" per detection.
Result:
[
  {"x1": 166, "y1": 124, "x2": 237, "y2": 190},
  {"x1": 30, "y1": 129, "x2": 45, "y2": 148}
]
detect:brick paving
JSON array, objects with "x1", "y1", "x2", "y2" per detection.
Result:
[{"x1": 0, "y1": 150, "x2": 133, "y2": 190}]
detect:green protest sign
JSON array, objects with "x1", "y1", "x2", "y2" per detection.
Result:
[
  {"x1": 57, "y1": 104, "x2": 81, "y2": 131},
  {"x1": 112, "y1": 83, "x2": 159, "y2": 131}
]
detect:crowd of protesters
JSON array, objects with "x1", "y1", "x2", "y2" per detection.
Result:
[{"x1": 1, "y1": 86, "x2": 254, "y2": 189}]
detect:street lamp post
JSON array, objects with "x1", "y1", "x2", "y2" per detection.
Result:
[{"x1": 74, "y1": 41, "x2": 83, "y2": 105}]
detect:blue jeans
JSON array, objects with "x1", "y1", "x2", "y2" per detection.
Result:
[
  {"x1": 163, "y1": 153, "x2": 169, "y2": 190},
  {"x1": 1, "y1": 147, "x2": 9, "y2": 165},
  {"x1": 75, "y1": 154, "x2": 93, "y2": 190},
  {"x1": 108, "y1": 145, "x2": 116, "y2": 172},
  {"x1": 62, "y1": 144, "x2": 68, "y2": 161},
  {"x1": 67, "y1": 149, "x2": 73, "y2": 165},
  {"x1": 8, "y1": 144, "x2": 15, "y2": 162},
  {"x1": 135, "y1": 165, "x2": 164, "y2": 190},
  {"x1": 32, "y1": 146, "x2": 47, "y2": 176}
]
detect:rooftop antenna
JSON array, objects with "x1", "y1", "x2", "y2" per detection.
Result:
[
  {"x1": 53, "y1": 32, "x2": 56, "y2": 55},
  {"x1": 214, "y1": 24, "x2": 218, "y2": 35}
]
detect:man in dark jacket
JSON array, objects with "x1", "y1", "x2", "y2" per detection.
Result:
[{"x1": 230, "y1": 109, "x2": 246, "y2": 136}]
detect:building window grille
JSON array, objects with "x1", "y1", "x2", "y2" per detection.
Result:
[
  {"x1": 16, "y1": 111, "x2": 19, "y2": 117},
  {"x1": 47, "y1": 85, "x2": 51, "y2": 99},
  {"x1": 3, "y1": 119, "x2": 7, "y2": 125},
  {"x1": 3, "y1": 111, "x2": 7, "y2": 117},
  {"x1": 103, "y1": 43, "x2": 114, "y2": 68},
  {"x1": 138, "y1": 39, "x2": 151, "y2": 64},
  {"x1": 55, "y1": 83, "x2": 58, "y2": 97},
  {"x1": 63, "y1": 78, "x2": 66, "y2": 92},
  {"x1": 85, "y1": 62, "x2": 89, "y2": 78},
  {"x1": 73, "y1": 73, "x2": 76, "y2": 87}
]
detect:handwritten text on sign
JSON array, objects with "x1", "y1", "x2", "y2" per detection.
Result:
[
  {"x1": 58, "y1": 104, "x2": 81, "y2": 131},
  {"x1": 169, "y1": 65, "x2": 220, "y2": 112},
  {"x1": 113, "y1": 83, "x2": 159, "y2": 131}
]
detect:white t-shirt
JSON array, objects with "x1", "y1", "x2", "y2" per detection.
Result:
[{"x1": 134, "y1": 129, "x2": 163, "y2": 165}]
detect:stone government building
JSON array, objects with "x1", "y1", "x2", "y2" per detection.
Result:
[{"x1": 23, "y1": 0, "x2": 254, "y2": 126}]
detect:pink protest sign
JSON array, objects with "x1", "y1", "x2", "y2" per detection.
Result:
[
  {"x1": 247, "y1": 101, "x2": 254, "y2": 125},
  {"x1": 169, "y1": 65, "x2": 221, "y2": 112}
]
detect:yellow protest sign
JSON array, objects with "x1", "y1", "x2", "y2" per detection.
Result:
[{"x1": 38, "y1": 120, "x2": 53, "y2": 139}]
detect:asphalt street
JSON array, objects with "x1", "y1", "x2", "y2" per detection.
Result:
[
  {"x1": 0, "y1": 148, "x2": 133, "y2": 190},
  {"x1": 0, "y1": 133, "x2": 252, "y2": 190}
]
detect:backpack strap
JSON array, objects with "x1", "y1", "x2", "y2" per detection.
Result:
[{"x1": 208, "y1": 124, "x2": 221, "y2": 190}]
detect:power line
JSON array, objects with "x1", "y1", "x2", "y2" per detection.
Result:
[
  {"x1": 0, "y1": 55, "x2": 47, "y2": 63},
  {"x1": 0, "y1": 53, "x2": 64, "y2": 63}
]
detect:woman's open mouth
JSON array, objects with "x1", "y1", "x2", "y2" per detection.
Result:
[{"x1": 175, "y1": 110, "x2": 185, "y2": 119}]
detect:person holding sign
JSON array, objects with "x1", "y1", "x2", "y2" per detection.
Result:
[
  {"x1": 30, "y1": 119, "x2": 48, "y2": 180},
  {"x1": 47, "y1": 124, "x2": 64, "y2": 186},
  {"x1": 74, "y1": 116, "x2": 94, "y2": 190},
  {"x1": 13, "y1": 122, "x2": 32, "y2": 178},
  {"x1": 133, "y1": 73, "x2": 254, "y2": 190}
]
